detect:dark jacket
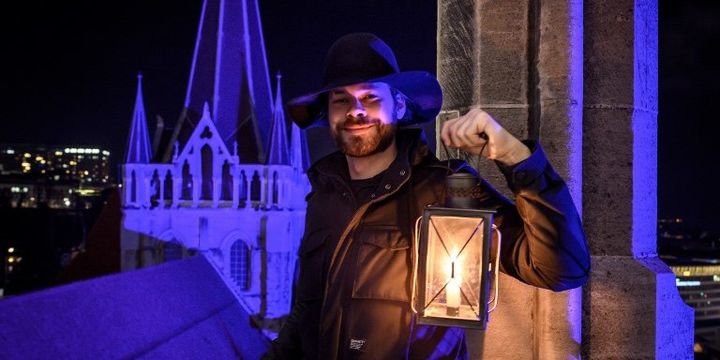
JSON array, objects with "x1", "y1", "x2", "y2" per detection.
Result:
[{"x1": 268, "y1": 129, "x2": 589, "y2": 359}]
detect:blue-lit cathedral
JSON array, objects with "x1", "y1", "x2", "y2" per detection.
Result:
[{"x1": 120, "y1": 0, "x2": 310, "y2": 323}]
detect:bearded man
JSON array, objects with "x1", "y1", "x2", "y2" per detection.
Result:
[{"x1": 266, "y1": 33, "x2": 589, "y2": 359}]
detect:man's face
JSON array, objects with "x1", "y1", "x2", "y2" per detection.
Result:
[{"x1": 327, "y1": 82, "x2": 405, "y2": 157}]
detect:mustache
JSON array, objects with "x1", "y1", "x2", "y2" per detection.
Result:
[{"x1": 341, "y1": 116, "x2": 381, "y2": 127}]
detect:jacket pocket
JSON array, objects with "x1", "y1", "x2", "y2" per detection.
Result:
[
  {"x1": 352, "y1": 226, "x2": 411, "y2": 302},
  {"x1": 296, "y1": 231, "x2": 329, "y2": 302}
]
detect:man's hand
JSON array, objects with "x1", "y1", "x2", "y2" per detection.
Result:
[{"x1": 440, "y1": 109, "x2": 531, "y2": 166}]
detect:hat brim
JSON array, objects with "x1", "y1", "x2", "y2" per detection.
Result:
[{"x1": 286, "y1": 71, "x2": 442, "y2": 129}]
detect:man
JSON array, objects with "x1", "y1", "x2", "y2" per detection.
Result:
[{"x1": 268, "y1": 33, "x2": 589, "y2": 359}]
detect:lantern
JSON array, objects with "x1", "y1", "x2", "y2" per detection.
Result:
[{"x1": 412, "y1": 173, "x2": 500, "y2": 329}]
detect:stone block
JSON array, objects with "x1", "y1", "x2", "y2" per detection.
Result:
[
  {"x1": 583, "y1": 107, "x2": 635, "y2": 256},
  {"x1": 582, "y1": 255, "x2": 693, "y2": 358},
  {"x1": 437, "y1": 0, "x2": 476, "y2": 111},
  {"x1": 583, "y1": 0, "x2": 636, "y2": 105},
  {"x1": 476, "y1": 0, "x2": 530, "y2": 105}
]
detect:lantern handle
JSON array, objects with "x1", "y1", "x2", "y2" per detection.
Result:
[
  {"x1": 488, "y1": 225, "x2": 502, "y2": 312},
  {"x1": 411, "y1": 216, "x2": 423, "y2": 314}
]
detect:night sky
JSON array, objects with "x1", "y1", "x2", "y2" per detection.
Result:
[{"x1": 1, "y1": 1, "x2": 718, "y2": 230}]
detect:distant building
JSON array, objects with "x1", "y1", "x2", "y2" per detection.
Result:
[
  {"x1": 672, "y1": 265, "x2": 720, "y2": 351},
  {"x1": 0, "y1": 144, "x2": 112, "y2": 208},
  {"x1": 662, "y1": 217, "x2": 720, "y2": 355},
  {"x1": 120, "y1": 0, "x2": 311, "y2": 337}
]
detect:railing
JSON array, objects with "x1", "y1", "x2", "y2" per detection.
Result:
[{"x1": 122, "y1": 163, "x2": 309, "y2": 210}]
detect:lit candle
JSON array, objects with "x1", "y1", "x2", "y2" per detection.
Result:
[{"x1": 446, "y1": 261, "x2": 460, "y2": 316}]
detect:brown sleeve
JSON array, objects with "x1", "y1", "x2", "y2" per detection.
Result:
[{"x1": 482, "y1": 141, "x2": 590, "y2": 291}]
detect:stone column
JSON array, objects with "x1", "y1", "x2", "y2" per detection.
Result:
[
  {"x1": 172, "y1": 173, "x2": 181, "y2": 207},
  {"x1": 141, "y1": 167, "x2": 151, "y2": 208},
  {"x1": 158, "y1": 171, "x2": 165, "y2": 206},
  {"x1": 582, "y1": 0, "x2": 693, "y2": 357},
  {"x1": 212, "y1": 177, "x2": 221, "y2": 207},
  {"x1": 437, "y1": 0, "x2": 692, "y2": 358}
]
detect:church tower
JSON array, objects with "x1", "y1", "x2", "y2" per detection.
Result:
[
  {"x1": 162, "y1": 0, "x2": 273, "y2": 165},
  {"x1": 120, "y1": 0, "x2": 311, "y2": 334}
]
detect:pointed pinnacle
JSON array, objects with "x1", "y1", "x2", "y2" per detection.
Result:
[{"x1": 202, "y1": 102, "x2": 211, "y2": 119}]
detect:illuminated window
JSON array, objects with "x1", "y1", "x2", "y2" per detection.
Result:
[{"x1": 230, "y1": 240, "x2": 251, "y2": 290}]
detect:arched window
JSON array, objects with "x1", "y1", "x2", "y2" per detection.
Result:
[
  {"x1": 163, "y1": 170, "x2": 173, "y2": 203},
  {"x1": 181, "y1": 160, "x2": 192, "y2": 200},
  {"x1": 272, "y1": 171, "x2": 279, "y2": 206},
  {"x1": 250, "y1": 171, "x2": 261, "y2": 203},
  {"x1": 150, "y1": 170, "x2": 160, "y2": 208},
  {"x1": 239, "y1": 170, "x2": 248, "y2": 205},
  {"x1": 201, "y1": 144, "x2": 213, "y2": 200},
  {"x1": 130, "y1": 170, "x2": 137, "y2": 203},
  {"x1": 221, "y1": 160, "x2": 232, "y2": 201},
  {"x1": 230, "y1": 240, "x2": 251, "y2": 290}
]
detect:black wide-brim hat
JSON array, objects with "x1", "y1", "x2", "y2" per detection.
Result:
[{"x1": 287, "y1": 33, "x2": 443, "y2": 129}]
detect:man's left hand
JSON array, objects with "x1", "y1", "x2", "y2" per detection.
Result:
[{"x1": 440, "y1": 108, "x2": 531, "y2": 166}]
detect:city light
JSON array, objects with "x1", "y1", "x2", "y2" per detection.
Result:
[
  {"x1": 55, "y1": 151, "x2": 63, "y2": 156},
  {"x1": 23, "y1": 153, "x2": 31, "y2": 158},
  {"x1": 6, "y1": 149, "x2": 15, "y2": 154},
  {"x1": 8, "y1": 247, "x2": 14, "y2": 253},
  {"x1": 676, "y1": 280, "x2": 701, "y2": 287}
]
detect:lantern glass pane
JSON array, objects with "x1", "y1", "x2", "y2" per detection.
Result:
[{"x1": 423, "y1": 215, "x2": 484, "y2": 321}]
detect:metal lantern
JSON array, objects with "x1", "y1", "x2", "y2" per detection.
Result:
[{"x1": 412, "y1": 173, "x2": 499, "y2": 329}]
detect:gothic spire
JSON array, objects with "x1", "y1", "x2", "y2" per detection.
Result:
[
  {"x1": 125, "y1": 73, "x2": 153, "y2": 164},
  {"x1": 267, "y1": 72, "x2": 289, "y2": 165},
  {"x1": 162, "y1": 0, "x2": 273, "y2": 164},
  {"x1": 290, "y1": 121, "x2": 311, "y2": 172}
]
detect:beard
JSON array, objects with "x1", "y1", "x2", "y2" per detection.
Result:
[{"x1": 331, "y1": 116, "x2": 397, "y2": 157}]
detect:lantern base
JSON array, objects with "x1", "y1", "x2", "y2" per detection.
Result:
[
  {"x1": 424, "y1": 303, "x2": 479, "y2": 322},
  {"x1": 417, "y1": 302, "x2": 489, "y2": 329}
]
